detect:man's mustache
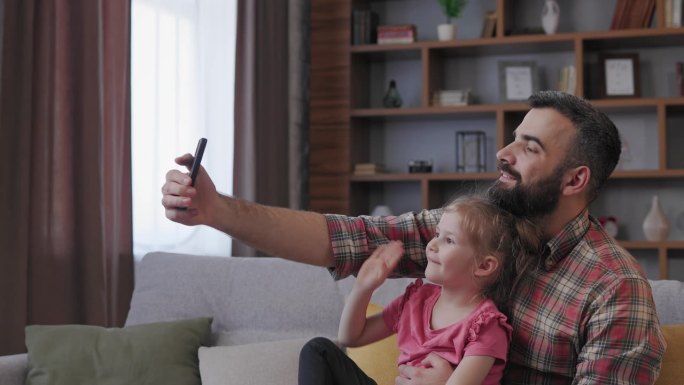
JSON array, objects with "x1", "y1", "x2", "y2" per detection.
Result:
[{"x1": 497, "y1": 161, "x2": 522, "y2": 181}]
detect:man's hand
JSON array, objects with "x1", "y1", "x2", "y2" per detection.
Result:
[
  {"x1": 355, "y1": 241, "x2": 404, "y2": 292},
  {"x1": 161, "y1": 153, "x2": 218, "y2": 226},
  {"x1": 396, "y1": 353, "x2": 454, "y2": 385}
]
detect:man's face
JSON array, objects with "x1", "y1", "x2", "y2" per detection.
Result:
[{"x1": 487, "y1": 108, "x2": 576, "y2": 219}]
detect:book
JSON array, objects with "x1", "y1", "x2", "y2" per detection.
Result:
[
  {"x1": 351, "y1": 9, "x2": 378, "y2": 45},
  {"x1": 673, "y1": 0, "x2": 682, "y2": 27},
  {"x1": 566, "y1": 65, "x2": 576, "y2": 95},
  {"x1": 432, "y1": 90, "x2": 471, "y2": 106},
  {"x1": 480, "y1": 11, "x2": 497, "y2": 38},
  {"x1": 666, "y1": 0, "x2": 673, "y2": 27},
  {"x1": 354, "y1": 163, "x2": 385, "y2": 175},
  {"x1": 378, "y1": 37, "x2": 415, "y2": 44},
  {"x1": 610, "y1": 0, "x2": 628, "y2": 29},
  {"x1": 611, "y1": 0, "x2": 655, "y2": 29},
  {"x1": 677, "y1": 62, "x2": 684, "y2": 97},
  {"x1": 558, "y1": 65, "x2": 577, "y2": 95}
]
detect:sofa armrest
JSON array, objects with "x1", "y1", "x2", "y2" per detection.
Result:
[{"x1": 0, "y1": 353, "x2": 28, "y2": 385}]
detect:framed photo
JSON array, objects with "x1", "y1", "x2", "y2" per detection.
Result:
[
  {"x1": 599, "y1": 53, "x2": 640, "y2": 98},
  {"x1": 498, "y1": 61, "x2": 539, "y2": 102}
]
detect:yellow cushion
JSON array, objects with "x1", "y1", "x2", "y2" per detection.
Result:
[
  {"x1": 655, "y1": 324, "x2": 684, "y2": 385},
  {"x1": 346, "y1": 303, "x2": 400, "y2": 385}
]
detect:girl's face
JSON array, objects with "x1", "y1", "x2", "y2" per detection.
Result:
[{"x1": 424, "y1": 211, "x2": 479, "y2": 287}]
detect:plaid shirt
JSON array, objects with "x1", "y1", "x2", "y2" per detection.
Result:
[{"x1": 326, "y1": 209, "x2": 666, "y2": 385}]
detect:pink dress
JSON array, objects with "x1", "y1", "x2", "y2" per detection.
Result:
[{"x1": 382, "y1": 279, "x2": 512, "y2": 385}]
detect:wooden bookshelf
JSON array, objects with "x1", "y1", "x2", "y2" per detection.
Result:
[{"x1": 310, "y1": 0, "x2": 684, "y2": 279}]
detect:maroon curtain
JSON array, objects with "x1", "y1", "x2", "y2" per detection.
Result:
[
  {"x1": 0, "y1": 0, "x2": 133, "y2": 355},
  {"x1": 233, "y1": 0, "x2": 291, "y2": 256}
]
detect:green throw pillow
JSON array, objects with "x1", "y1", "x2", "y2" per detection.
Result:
[{"x1": 25, "y1": 317, "x2": 212, "y2": 385}]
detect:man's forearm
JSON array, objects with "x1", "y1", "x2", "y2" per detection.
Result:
[{"x1": 207, "y1": 194, "x2": 335, "y2": 267}]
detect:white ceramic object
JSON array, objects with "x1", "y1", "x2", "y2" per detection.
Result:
[
  {"x1": 437, "y1": 24, "x2": 455, "y2": 41},
  {"x1": 642, "y1": 195, "x2": 670, "y2": 241},
  {"x1": 371, "y1": 205, "x2": 394, "y2": 217},
  {"x1": 542, "y1": 0, "x2": 560, "y2": 35}
]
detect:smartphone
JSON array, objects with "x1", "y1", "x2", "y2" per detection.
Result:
[{"x1": 189, "y1": 138, "x2": 207, "y2": 186}]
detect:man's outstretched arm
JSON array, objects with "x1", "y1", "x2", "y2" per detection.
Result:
[{"x1": 162, "y1": 154, "x2": 334, "y2": 267}]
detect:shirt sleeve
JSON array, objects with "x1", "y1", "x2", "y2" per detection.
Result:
[
  {"x1": 574, "y1": 277, "x2": 666, "y2": 385},
  {"x1": 463, "y1": 312, "x2": 512, "y2": 363},
  {"x1": 324, "y1": 209, "x2": 442, "y2": 279}
]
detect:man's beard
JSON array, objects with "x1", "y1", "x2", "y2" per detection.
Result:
[{"x1": 487, "y1": 162, "x2": 565, "y2": 219}]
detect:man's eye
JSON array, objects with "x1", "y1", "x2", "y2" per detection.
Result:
[{"x1": 526, "y1": 146, "x2": 538, "y2": 153}]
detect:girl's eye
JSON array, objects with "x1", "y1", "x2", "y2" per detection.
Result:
[{"x1": 446, "y1": 237, "x2": 455, "y2": 244}]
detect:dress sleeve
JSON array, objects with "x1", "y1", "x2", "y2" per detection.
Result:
[
  {"x1": 324, "y1": 209, "x2": 442, "y2": 279},
  {"x1": 382, "y1": 279, "x2": 423, "y2": 333},
  {"x1": 573, "y1": 278, "x2": 666, "y2": 385},
  {"x1": 462, "y1": 311, "x2": 512, "y2": 363}
]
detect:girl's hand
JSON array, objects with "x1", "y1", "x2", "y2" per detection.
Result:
[{"x1": 355, "y1": 241, "x2": 404, "y2": 292}]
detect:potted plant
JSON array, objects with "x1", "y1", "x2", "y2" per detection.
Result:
[{"x1": 437, "y1": 0, "x2": 467, "y2": 41}]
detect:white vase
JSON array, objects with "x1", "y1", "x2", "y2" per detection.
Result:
[
  {"x1": 642, "y1": 195, "x2": 670, "y2": 241},
  {"x1": 437, "y1": 24, "x2": 455, "y2": 41},
  {"x1": 371, "y1": 205, "x2": 393, "y2": 217},
  {"x1": 541, "y1": 0, "x2": 560, "y2": 35}
]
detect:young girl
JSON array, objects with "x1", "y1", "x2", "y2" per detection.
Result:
[{"x1": 298, "y1": 195, "x2": 540, "y2": 385}]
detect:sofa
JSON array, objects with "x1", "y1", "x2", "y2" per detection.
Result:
[{"x1": 1, "y1": 251, "x2": 683, "y2": 385}]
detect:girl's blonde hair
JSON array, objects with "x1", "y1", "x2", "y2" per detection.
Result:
[{"x1": 443, "y1": 195, "x2": 542, "y2": 313}]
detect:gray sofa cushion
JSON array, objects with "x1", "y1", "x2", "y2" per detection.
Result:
[
  {"x1": 649, "y1": 279, "x2": 684, "y2": 325},
  {"x1": 126, "y1": 253, "x2": 345, "y2": 344}
]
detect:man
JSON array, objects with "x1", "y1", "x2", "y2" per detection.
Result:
[{"x1": 161, "y1": 91, "x2": 665, "y2": 384}]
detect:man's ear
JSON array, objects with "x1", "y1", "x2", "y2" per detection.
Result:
[
  {"x1": 562, "y1": 165, "x2": 590, "y2": 196},
  {"x1": 473, "y1": 255, "x2": 499, "y2": 278}
]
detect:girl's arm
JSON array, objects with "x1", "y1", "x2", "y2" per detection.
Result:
[
  {"x1": 337, "y1": 241, "x2": 404, "y2": 347},
  {"x1": 446, "y1": 356, "x2": 495, "y2": 385}
]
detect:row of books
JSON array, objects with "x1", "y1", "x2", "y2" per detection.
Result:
[
  {"x1": 351, "y1": 10, "x2": 379, "y2": 45},
  {"x1": 558, "y1": 65, "x2": 576, "y2": 95},
  {"x1": 665, "y1": 0, "x2": 683, "y2": 27},
  {"x1": 611, "y1": 0, "x2": 656, "y2": 29},
  {"x1": 377, "y1": 24, "x2": 416, "y2": 45}
]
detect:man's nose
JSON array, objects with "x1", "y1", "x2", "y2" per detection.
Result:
[{"x1": 496, "y1": 142, "x2": 516, "y2": 165}]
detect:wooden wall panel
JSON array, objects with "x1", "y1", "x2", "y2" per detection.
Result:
[{"x1": 309, "y1": 0, "x2": 351, "y2": 214}]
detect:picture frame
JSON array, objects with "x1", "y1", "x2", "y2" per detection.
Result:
[
  {"x1": 498, "y1": 61, "x2": 539, "y2": 102},
  {"x1": 599, "y1": 53, "x2": 641, "y2": 98}
]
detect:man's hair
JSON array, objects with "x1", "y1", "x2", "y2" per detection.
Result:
[{"x1": 528, "y1": 91, "x2": 621, "y2": 202}]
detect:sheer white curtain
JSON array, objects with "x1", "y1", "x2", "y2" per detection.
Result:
[{"x1": 131, "y1": 0, "x2": 236, "y2": 260}]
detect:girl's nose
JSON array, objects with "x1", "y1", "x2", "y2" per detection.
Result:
[{"x1": 427, "y1": 237, "x2": 437, "y2": 252}]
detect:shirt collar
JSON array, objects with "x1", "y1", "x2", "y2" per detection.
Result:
[{"x1": 541, "y1": 209, "x2": 591, "y2": 271}]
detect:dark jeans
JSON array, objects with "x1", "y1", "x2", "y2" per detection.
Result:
[{"x1": 299, "y1": 337, "x2": 378, "y2": 385}]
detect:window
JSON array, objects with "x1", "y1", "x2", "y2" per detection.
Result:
[{"x1": 131, "y1": 0, "x2": 236, "y2": 260}]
